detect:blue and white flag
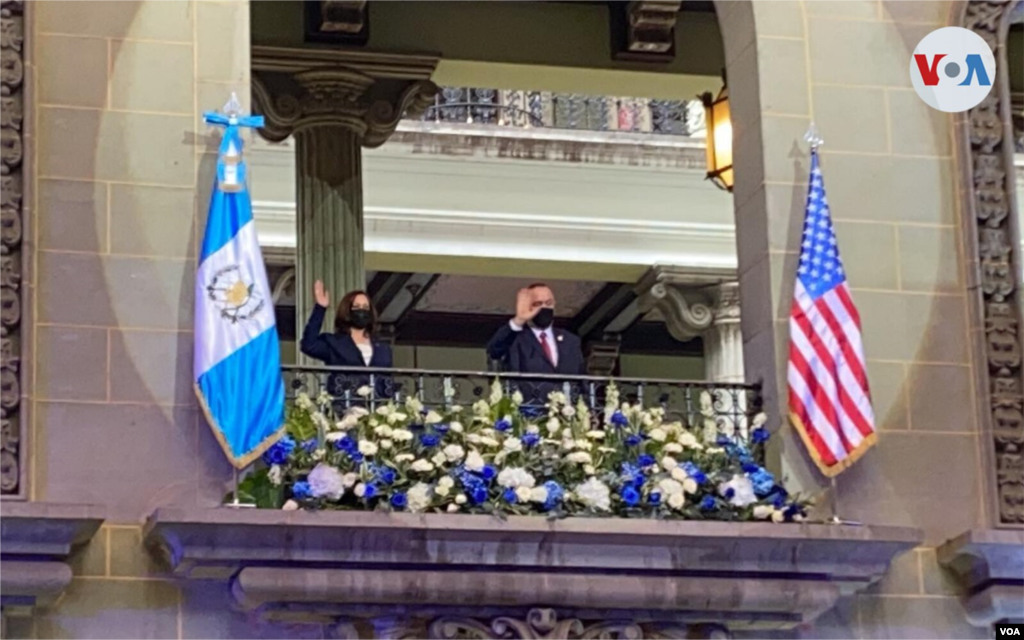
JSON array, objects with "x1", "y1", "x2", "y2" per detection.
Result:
[{"x1": 194, "y1": 96, "x2": 285, "y2": 468}]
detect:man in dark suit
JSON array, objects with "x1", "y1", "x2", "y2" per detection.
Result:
[{"x1": 487, "y1": 283, "x2": 586, "y2": 375}]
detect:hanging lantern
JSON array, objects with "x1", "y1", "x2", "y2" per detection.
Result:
[{"x1": 702, "y1": 85, "x2": 733, "y2": 192}]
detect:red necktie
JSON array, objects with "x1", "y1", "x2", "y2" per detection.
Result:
[{"x1": 539, "y1": 332, "x2": 555, "y2": 366}]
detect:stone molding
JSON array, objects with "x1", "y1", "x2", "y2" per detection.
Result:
[
  {"x1": 957, "y1": 0, "x2": 1024, "y2": 525},
  {"x1": 251, "y1": 46, "x2": 439, "y2": 148},
  {"x1": 938, "y1": 528, "x2": 1024, "y2": 626},
  {"x1": 145, "y1": 507, "x2": 921, "y2": 635},
  {"x1": 0, "y1": 503, "x2": 105, "y2": 617},
  {"x1": 635, "y1": 266, "x2": 737, "y2": 343}
]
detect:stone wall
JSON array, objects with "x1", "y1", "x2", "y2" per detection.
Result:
[{"x1": 720, "y1": 1, "x2": 991, "y2": 638}]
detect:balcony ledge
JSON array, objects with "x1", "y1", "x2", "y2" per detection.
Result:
[
  {"x1": 145, "y1": 507, "x2": 921, "y2": 633},
  {"x1": 0, "y1": 502, "x2": 105, "y2": 616},
  {"x1": 938, "y1": 529, "x2": 1024, "y2": 626}
]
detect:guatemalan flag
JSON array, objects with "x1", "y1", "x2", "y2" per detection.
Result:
[{"x1": 194, "y1": 96, "x2": 285, "y2": 468}]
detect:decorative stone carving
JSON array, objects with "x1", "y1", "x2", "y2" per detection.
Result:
[
  {"x1": 960, "y1": 0, "x2": 1024, "y2": 525},
  {"x1": 0, "y1": 0, "x2": 24, "y2": 498},
  {"x1": 637, "y1": 282, "x2": 713, "y2": 342},
  {"x1": 938, "y1": 529, "x2": 1024, "y2": 626}
]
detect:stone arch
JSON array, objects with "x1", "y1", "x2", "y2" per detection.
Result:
[{"x1": 954, "y1": 0, "x2": 1024, "y2": 526}]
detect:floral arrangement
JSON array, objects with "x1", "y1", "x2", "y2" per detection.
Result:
[{"x1": 236, "y1": 382, "x2": 810, "y2": 523}]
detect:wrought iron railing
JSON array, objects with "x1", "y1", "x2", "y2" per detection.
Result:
[
  {"x1": 282, "y1": 365, "x2": 761, "y2": 446},
  {"x1": 414, "y1": 87, "x2": 706, "y2": 137}
]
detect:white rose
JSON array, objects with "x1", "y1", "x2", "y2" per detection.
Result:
[
  {"x1": 435, "y1": 484, "x2": 450, "y2": 497},
  {"x1": 663, "y1": 443, "x2": 683, "y2": 454},
  {"x1": 479, "y1": 437, "x2": 500, "y2": 448},
  {"x1": 374, "y1": 425, "x2": 394, "y2": 438},
  {"x1": 561, "y1": 428, "x2": 573, "y2": 439},
  {"x1": 660, "y1": 456, "x2": 678, "y2": 471},
  {"x1": 566, "y1": 451, "x2": 592, "y2": 465},
  {"x1": 455, "y1": 494, "x2": 467, "y2": 505},
  {"x1": 447, "y1": 503, "x2": 460, "y2": 513},
  {"x1": 449, "y1": 421, "x2": 464, "y2": 433},
  {"x1": 658, "y1": 478, "x2": 684, "y2": 496},
  {"x1": 342, "y1": 472, "x2": 359, "y2": 488},
  {"x1": 410, "y1": 459, "x2": 435, "y2": 473},
  {"x1": 586, "y1": 430, "x2": 606, "y2": 440},
  {"x1": 465, "y1": 450, "x2": 486, "y2": 472},
  {"x1": 503, "y1": 437, "x2": 523, "y2": 453},
  {"x1": 671, "y1": 467, "x2": 688, "y2": 482},
  {"x1": 405, "y1": 397, "x2": 424, "y2": 415},
  {"x1": 678, "y1": 432, "x2": 700, "y2": 449},
  {"x1": 431, "y1": 451, "x2": 447, "y2": 467},
  {"x1": 583, "y1": 464, "x2": 596, "y2": 476},
  {"x1": 438, "y1": 476, "x2": 454, "y2": 488},
  {"x1": 515, "y1": 486, "x2": 534, "y2": 502},
  {"x1": 561, "y1": 439, "x2": 575, "y2": 451},
  {"x1": 358, "y1": 440, "x2": 378, "y2": 456},
  {"x1": 530, "y1": 486, "x2": 549, "y2": 503},
  {"x1": 282, "y1": 499, "x2": 299, "y2": 511},
  {"x1": 648, "y1": 428, "x2": 667, "y2": 442},
  {"x1": 391, "y1": 429, "x2": 414, "y2": 442},
  {"x1": 771, "y1": 509, "x2": 786, "y2": 524},
  {"x1": 443, "y1": 444, "x2": 465, "y2": 463},
  {"x1": 642, "y1": 413, "x2": 655, "y2": 427},
  {"x1": 326, "y1": 430, "x2": 349, "y2": 442},
  {"x1": 354, "y1": 483, "x2": 367, "y2": 498},
  {"x1": 387, "y1": 412, "x2": 408, "y2": 425},
  {"x1": 380, "y1": 439, "x2": 393, "y2": 450},
  {"x1": 573, "y1": 439, "x2": 593, "y2": 452},
  {"x1": 356, "y1": 385, "x2": 372, "y2": 397},
  {"x1": 375, "y1": 405, "x2": 391, "y2": 416},
  {"x1": 395, "y1": 453, "x2": 415, "y2": 463},
  {"x1": 667, "y1": 492, "x2": 686, "y2": 510},
  {"x1": 546, "y1": 417, "x2": 561, "y2": 434},
  {"x1": 424, "y1": 410, "x2": 443, "y2": 425},
  {"x1": 466, "y1": 434, "x2": 482, "y2": 444},
  {"x1": 753, "y1": 505, "x2": 774, "y2": 520},
  {"x1": 683, "y1": 478, "x2": 699, "y2": 494},
  {"x1": 526, "y1": 424, "x2": 540, "y2": 434}
]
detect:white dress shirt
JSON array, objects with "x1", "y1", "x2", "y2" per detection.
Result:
[{"x1": 509, "y1": 319, "x2": 558, "y2": 367}]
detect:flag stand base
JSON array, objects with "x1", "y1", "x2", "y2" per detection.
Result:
[{"x1": 223, "y1": 466, "x2": 257, "y2": 509}]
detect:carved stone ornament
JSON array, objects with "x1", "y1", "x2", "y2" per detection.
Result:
[
  {"x1": 251, "y1": 58, "x2": 439, "y2": 148},
  {"x1": 960, "y1": 0, "x2": 1024, "y2": 524},
  {"x1": 0, "y1": 0, "x2": 24, "y2": 498},
  {"x1": 329, "y1": 608, "x2": 724, "y2": 640}
]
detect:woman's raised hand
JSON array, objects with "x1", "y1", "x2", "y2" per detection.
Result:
[{"x1": 314, "y1": 280, "x2": 330, "y2": 308}]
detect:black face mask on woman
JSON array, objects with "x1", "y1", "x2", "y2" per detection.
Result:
[
  {"x1": 531, "y1": 307, "x2": 555, "y2": 329},
  {"x1": 349, "y1": 309, "x2": 372, "y2": 330}
]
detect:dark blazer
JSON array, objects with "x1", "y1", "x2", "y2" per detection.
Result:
[
  {"x1": 300, "y1": 305, "x2": 393, "y2": 399},
  {"x1": 487, "y1": 322, "x2": 586, "y2": 375}
]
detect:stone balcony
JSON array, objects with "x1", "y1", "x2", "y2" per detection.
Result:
[{"x1": 145, "y1": 507, "x2": 921, "y2": 638}]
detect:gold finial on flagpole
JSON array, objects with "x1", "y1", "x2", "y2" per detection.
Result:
[{"x1": 804, "y1": 121, "x2": 824, "y2": 150}]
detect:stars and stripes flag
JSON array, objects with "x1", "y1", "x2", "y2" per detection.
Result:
[{"x1": 788, "y1": 149, "x2": 877, "y2": 477}]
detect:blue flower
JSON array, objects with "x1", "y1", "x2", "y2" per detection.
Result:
[
  {"x1": 377, "y1": 467, "x2": 396, "y2": 485},
  {"x1": 649, "y1": 491, "x2": 661, "y2": 505},
  {"x1": 495, "y1": 418, "x2": 512, "y2": 432},
  {"x1": 390, "y1": 492, "x2": 407, "y2": 509},
  {"x1": 741, "y1": 462, "x2": 760, "y2": 474},
  {"x1": 470, "y1": 485, "x2": 489, "y2": 504},
  {"x1": 637, "y1": 453, "x2": 656, "y2": 467},
  {"x1": 621, "y1": 485, "x2": 641, "y2": 507},
  {"x1": 624, "y1": 434, "x2": 643, "y2": 447},
  {"x1": 747, "y1": 468, "x2": 776, "y2": 497},
  {"x1": 262, "y1": 435, "x2": 296, "y2": 465},
  {"x1": 700, "y1": 495, "x2": 717, "y2": 511},
  {"x1": 621, "y1": 462, "x2": 644, "y2": 486},
  {"x1": 716, "y1": 434, "x2": 732, "y2": 446},
  {"x1": 542, "y1": 480, "x2": 564, "y2": 511},
  {"x1": 784, "y1": 504, "x2": 802, "y2": 520},
  {"x1": 434, "y1": 423, "x2": 450, "y2": 434},
  {"x1": 768, "y1": 487, "x2": 789, "y2": 508},
  {"x1": 751, "y1": 427, "x2": 770, "y2": 444},
  {"x1": 724, "y1": 487, "x2": 736, "y2": 500},
  {"x1": 502, "y1": 487, "x2": 517, "y2": 503},
  {"x1": 521, "y1": 432, "x2": 541, "y2": 448},
  {"x1": 610, "y1": 411, "x2": 629, "y2": 427},
  {"x1": 301, "y1": 438, "x2": 318, "y2": 453},
  {"x1": 481, "y1": 465, "x2": 497, "y2": 481},
  {"x1": 350, "y1": 452, "x2": 364, "y2": 464},
  {"x1": 682, "y1": 462, "x2": 708, "y2": 485},
  {"x1": 363, "y1": 483, "x2": 378, "y2": 499},
  {"x1": 420, "y1": 433, "x2": 441, "y2": 448},
  {"x1": 292, "y1": 480, "x2": 312, "y2": 500}
]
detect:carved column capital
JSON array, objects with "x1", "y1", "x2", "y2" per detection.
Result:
[{"x1": 251, "y1": 47, "x2": 439, "y2": 148}]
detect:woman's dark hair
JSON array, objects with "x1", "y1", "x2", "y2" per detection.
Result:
[{"x1": 334, "y1": 290, "x2": 378, "y2": 335}]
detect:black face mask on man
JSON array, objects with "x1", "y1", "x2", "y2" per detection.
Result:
[
  {"x1": 531, "y1": 307, "x2": 555, "y2": 329},
  {"x1": 349, "y1": 309, "x2": 373, "y2": 330}
]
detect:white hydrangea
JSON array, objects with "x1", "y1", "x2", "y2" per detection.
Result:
[
  {"x1": 465, "y1": 450, "x2": 486, "y2": 472},
  {"x1": 572, "y1": 478, "x2": 611, "y2": 511},
  {"x1": 410, "y1": 459, "x2": 435, "y2": 473},
  {"x1": 268, "y1": 465, "x2": 283, "y2": 486},
  {"x1": 497, "y1": 467, "x2": 535, "y2": 488},
  {"x1": 358, "y1": 440, "x2": 378, "y2": 456},
  {"x1": 719, "y1": 473, "x2": 757, "y2": 507},
  {"x1": 407, "y1": 482, "x2": 432, "y2": 512},
  {"x1": 308, "y1": 463, "x2": 346, "y2": 500}
]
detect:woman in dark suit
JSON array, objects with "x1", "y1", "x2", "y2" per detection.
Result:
[{"x1": 301, "y1": 280, "x2": 393, "y2": 402}]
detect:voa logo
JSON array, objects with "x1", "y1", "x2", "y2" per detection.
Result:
[{"x1": 910, "y1": 27, "x2": 996, "y2": 113}]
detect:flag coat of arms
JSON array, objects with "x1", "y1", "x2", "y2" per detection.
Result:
[
  {"x1": 194, "y1": 100, "x2": 285, "y2": 468},
  {"x1": 788, "y1": 149, "x2": 877, "y2": 477}
]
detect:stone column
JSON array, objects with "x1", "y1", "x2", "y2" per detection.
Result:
[
  {"x1": 251, "y1": 51, "x2": 438, "y2": 334},
  {"x1": 704, "y1": 283, "x2": 744, "y2": 384}
]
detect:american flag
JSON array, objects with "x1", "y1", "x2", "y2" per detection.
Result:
[{"x1": 788, "y1": 149, "x2": 877, "y2": 477}]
